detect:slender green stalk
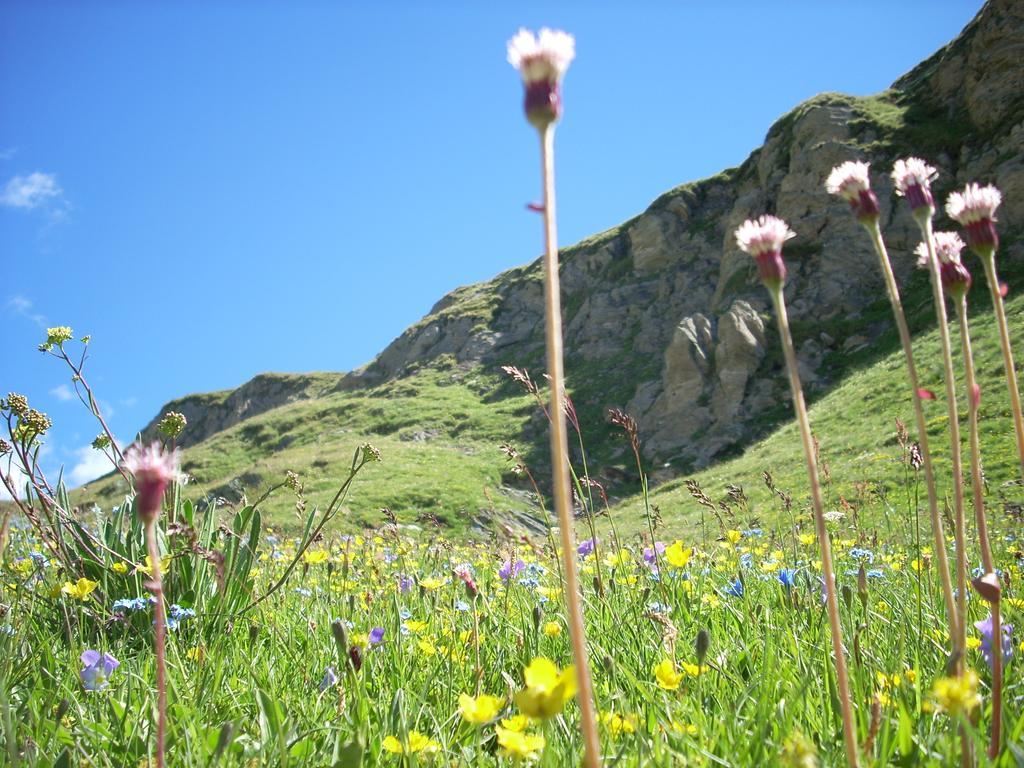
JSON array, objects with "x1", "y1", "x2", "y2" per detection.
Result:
[
  {"x1": 864, "y1": 221, "x2": 959, "y2": 645},
  {"x1": 769, "y1": 285, "x2": 859, "y2": 768},
  {"x1": 538, "y1": 123, "x2": 601, "y2": 768},
  {"x1": 917, "y1": 218, "x2": 968, "y2": 658},
  {"x1": 978, "y1": 250, "x2": 1024, "y2": 483}
]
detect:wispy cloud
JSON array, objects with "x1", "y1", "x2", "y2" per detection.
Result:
[
  {"x1": 69, "y1": 441, "x2": 120, "y2": 486},
  {"x1": 50, "y1": 384, "x2": 75, "y2": 402},
  {"x1": 0, "y1": 172, "x2": 62, "y2": 209},
  {"x1": 5, "y1": 295, "x2": 47, "y2": 328}
]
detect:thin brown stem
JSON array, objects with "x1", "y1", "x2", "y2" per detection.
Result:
[
  {"x1": 955, "y1": 296, "x2": 1004, "y2": 757},
  {"x1": 978, "y1": 251, "x2": 1024, "y2": 483},
  {"x1": 144, "y1": 520, "x2": 167, "y2": 768},
  {"x1": 865, "y1": 221, "x2": 959, "y2": 644},
  {"x1": 538, "y1": 124, "x2": 601, "y2": 768},
  {"x1": 918, "y1": 217, "x2": 968, "y2": 660},
  {"x1": 769, "y1": 286, "x2": 859, "y2": 768}
]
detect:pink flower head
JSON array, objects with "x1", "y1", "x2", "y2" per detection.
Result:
[
  {"x1": 825, "y1": 161, "x2": 879, "y2": 223},
  {"x1": 507, "y1": 28, "x2": 575, "y2": 128},
  {"x1": 916, "y1": 231, "x2": 970, "y2": 295},
  {"x1": 946, "y1": 183, "x2": 1002, "y2": 254},
  {"x1": 734, "y1": 215, "x2": 796, "y2": 288},
  {"x1": 123, "y1": 442, "x2": 180, "y2": 523},
  {"x1": 892, "y1": 157, "x2": 938, "y2": 215}
]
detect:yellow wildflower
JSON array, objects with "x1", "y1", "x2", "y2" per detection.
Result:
[
  {"x1": 111, "y1": 562, "x2": 129, "y2": 575},
  {"x1": 136, "y1": 555, "x2": 171, "y2": 577},
  {"x1": 798, "y1": 533, "x2": 815, "y2": 546},
  {"x1": 495, "y1": 726, "x2": 545, "y2": 761},
  {"x1": 653, "y1": 659, "x2": 683, "y2": 691},
  {"x1": 725, "y1": 530, "x2": 743, "y2": 545},
  {"x1": 420, "y1": 576, "x2": 446, "y2": 590},
  {"x1": 542, "y1": 621, "x2": 562, "y2": 637},
  {"x1": 458, "y1": 693, "x2": 504, "y2": 725},
  {"x1": 417, "y1": 639, "x2": 437, "y2": 656},
  {"x1": 381, "y1": 731, "x2": 439, "y2": 755},
  {"x1": 61, "y1": 578, "x2": 99, "y2": 601},
  {"x1": 302, "y1": 550, "x2": 329, "y2": 565},
  {"x1": 500, "y1": 714, "x2": 530, "y2": 732},
  {"x1": 404, "y1": 619, "x2": 428, "y2": 633},
  {"x1": 599, "y1": 711, "x2": 637, "y2": 737},
  {"x1": 514, "y1": 657, "x2": 576, "y2": 719},
  {"x1": 681, "y1": 662, "x2": 709, "y2": 677},
  {"x1": 670, "y1": 720, "x2": 698, "y2": 736},
  {"x1": 932, "y1": 671, "x2": 981, "y2": 717},
  {"x1": 665, "y1": 541, "x2": 692, "y2": 569}
]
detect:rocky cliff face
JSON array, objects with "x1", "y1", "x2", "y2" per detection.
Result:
[{"x1": 146, "y1": 0, "x2": 1022, "y2": 474}]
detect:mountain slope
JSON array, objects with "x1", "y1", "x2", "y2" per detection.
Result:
[{"x1": 78, "y1": 0, "x2": 1023, "y2": 534}]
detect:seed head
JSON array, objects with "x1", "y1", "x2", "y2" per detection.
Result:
[{"x1": 507, "y1": 28, "x2": 575, "y2": 129}]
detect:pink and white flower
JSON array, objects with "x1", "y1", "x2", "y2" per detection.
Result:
[
  {"x1": 826, "y1": 161, "x2": 880, "y2": 222},
  {"x1": 507, "y1": 28, "x2": 575, "y2": 128},
  {"x1": 916, "y1": 231, "x2": 971, "y2": 294},
  {"x1": 946, "y1": 183, "x2": 1002, "y2": 254},
  {"x1": 734, "y1": 215, "x2": 796, "y2": 288},
  {"x1": 123, "y1": 442, "x2": 181, "y2": 522},
  {"x1": 892, "y1": 157, "x2": 939, "y2": 214}
]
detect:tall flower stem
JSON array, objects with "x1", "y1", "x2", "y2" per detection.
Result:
[
  {"x1": 144, "y1": 520, "x2": 167, "y2": 768},
  {"x1": 978, "y1": 250, "x2": 1024, "y2": 482},
  {"x1": 538, "y1": 123, "x2": 601, "y2": 768},
  {"x1": 917, "y1": 218, "x2": 968, "y2": 659},
  {"x1": 865, "y1": 221, "x2": 959, "y2": 644},
  {"x1": 955, "y1": 296, "x2": 1004, "y2": 757},
  {"x1": 769, "y1": 285, "x2": 859, "y2": 768}
]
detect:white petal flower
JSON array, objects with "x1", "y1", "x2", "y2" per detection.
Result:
[
  {"x1": 891, "y1": 157, "x2": 938, "y2": 196},
  {"x1": 825, "y1": 161, "x2": 872, "y2": 201},
  {"x1": 734, "y1": 215, "x2": 796, "y2": 257},
  {"x1": 945, "y1": 183, "x2": 1001, "y2": 224},
  {"x1": 507, "y1": 27, "x2": 575, "y2": 83}
]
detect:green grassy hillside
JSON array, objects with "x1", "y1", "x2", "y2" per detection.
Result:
[{"x1": 617, "y1": 276, "x2": 1024, "y2": 539}]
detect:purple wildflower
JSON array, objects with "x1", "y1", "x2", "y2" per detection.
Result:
[
  {"x1": 643, "y1": 542, "x2": 666, "y2": 566},
  {"x1": 368, "y1": 627, "x2": 385, "y2": 647},
  {"x1": 975, "y1": 615, "x2": 1013, "y2": 671},
  {"x1": 577, "y1": 538, "x2": 597, "y2": 558},
  {"x1": 499, "y1": 558, "x2": 526, "y2": 582},
  {"x1": 80, "y1": 650, "x2": 120, "y2": 691}
]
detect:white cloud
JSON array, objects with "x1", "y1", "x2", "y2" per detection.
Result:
[
  {"x1": 50, "y1": 384, "x2": 75, "y2": 402},
  {"x1": 0, "y1": 172, "x2": 62, "y2": 209},
  {"x1": 69, "y1": 442, "x2": 119, "y2": 486},
  {"x1": 5, "y1": 295, "x2": 46, "y2": 327}
]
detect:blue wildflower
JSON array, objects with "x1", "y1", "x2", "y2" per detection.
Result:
[
  {"x1": 454, "y1": 600, "x2": 471, "y2": 612},
  {"x1": 647, "y1": 602, "x2": 672, "y2": 615},
  {"x1": 848, "y1": 548, "x2": 875, "y2": 564},
  {"x1": 975, "y1": 615, "x2": 1013, "y2": 671},
  {"x1": 294, "y1": 587, "x2": 312, "y2": 598},
  {"x1": 739, "y1": 552, "x2": 754, "y2": 569},
  {"x1": 778, "y1": 569, "x2": 797, "y2": 589},
  {"x1": 80, "y1": 650, "x2": 119, "y2": 691},
  {"x1": 724, "y1": 579, "x2": 744, "y2": 598}
]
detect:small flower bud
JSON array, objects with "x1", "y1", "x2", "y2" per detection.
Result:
[
  {"x1": 695, "y1": 629, "x2": 710, "y2": 664},
  {"x1": 842, "y1": 584, "x2": 853, "y2": 611}
]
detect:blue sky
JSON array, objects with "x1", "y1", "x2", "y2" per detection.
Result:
[{"x1": 1, "y1": 1, "x2": 984, "y2": 490}]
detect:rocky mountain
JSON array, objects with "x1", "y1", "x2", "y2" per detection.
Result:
[{"x1": 133, "y1": 0, "x2": 1023, "y2": 520}]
